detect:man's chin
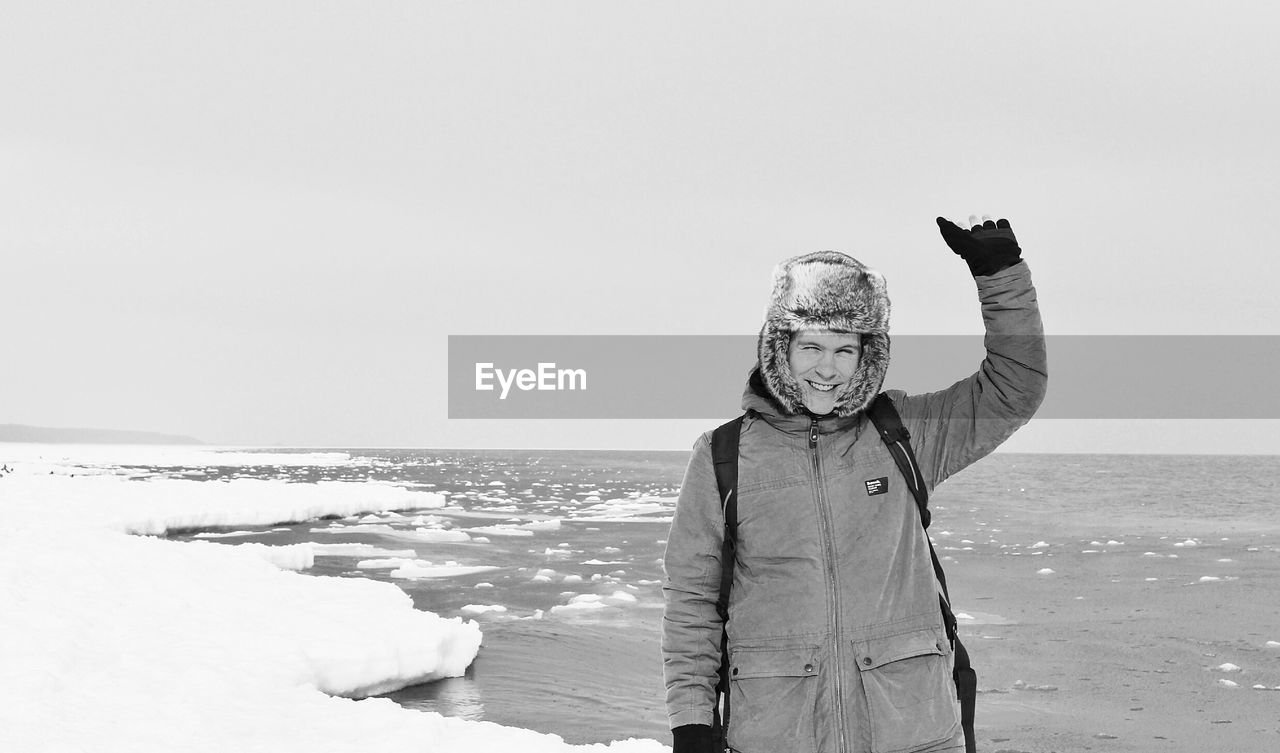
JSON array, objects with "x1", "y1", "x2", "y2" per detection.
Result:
[{"x1": 801, "y1": 398, "x2": 837, "y2": 415}]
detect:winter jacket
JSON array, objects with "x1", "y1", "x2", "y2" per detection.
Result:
[{"x1": 661, "y1": 261, "x2": 1047, "y2": 753}]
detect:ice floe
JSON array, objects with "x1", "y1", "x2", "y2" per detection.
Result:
[
  {"x1": 390, "y1": 561, "x2": 501, "y2": 579},
  {"x1": 411, "y1": 528, "x2": 473, "y2": 543},
  {"x1": 549, "y1": 590, "x2": 641, "y2": 616},
  {"x1": 309, "y1": 543, "x2": 417, "y2": 558},
  {"x1": 231, "y1": 541, "x2": 315, "y2": 570},
  {"x1": 460, "y1": 604, "x2": 508, "y2": 615},
  {"x1": 0, "y1": 444, "x2": 359, "y2": 469},
  {"x1": 0, "y1": 515, "x2": 542, "y2": 752},
  {"x1": 519, "y1": 519, "x2": 563, "y2": 532},
  {"x1": 463, "y1": 525, "x2": 535, "y2": 537},
  {"x1": 0, "y1": 469, "x2": 444, "y2": 536}
]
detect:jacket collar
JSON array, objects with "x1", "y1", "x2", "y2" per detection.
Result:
[{"x1": 742, "y1": 367, "x2": 863, "y2": 437}]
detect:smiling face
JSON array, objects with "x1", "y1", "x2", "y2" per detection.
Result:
[{"x1": 786, "y1": 328, "x2": 862, "y2": 415}]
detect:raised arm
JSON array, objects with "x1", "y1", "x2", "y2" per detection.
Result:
[{"x1": 893, "y1": 216, "x2": 1049, "y2": 490}]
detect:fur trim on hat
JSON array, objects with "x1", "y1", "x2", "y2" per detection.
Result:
[{"x1": 757, "y1": 250, "x2": 891, "y2": 417}]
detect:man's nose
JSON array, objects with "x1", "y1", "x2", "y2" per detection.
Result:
[{"x1": 815, "y1": 352, "x2": 837, "y2": 378}]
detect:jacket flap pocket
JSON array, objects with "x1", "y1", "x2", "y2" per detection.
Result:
[
  {"x1": 730, "y1": 646, "x2": 820, "y2": 680},
  {"x1": 854, "y1": 628, "x2": 948, "y2": 672}
]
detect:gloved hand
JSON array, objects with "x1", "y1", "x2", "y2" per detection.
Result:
[
  {"x1": 936, "y1": 215, "x2": 1023, "y2": 277},
  {"x1": 672, "y1": 724, "x2": 718, "y2": 753}
]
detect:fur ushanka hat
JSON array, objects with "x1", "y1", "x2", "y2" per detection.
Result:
[{"x1": 757, "y1": 250, "x2": 891, "y2": 417}]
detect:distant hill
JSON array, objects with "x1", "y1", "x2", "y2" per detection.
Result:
[{"x1": 0, "y1": 424, "x2": 203, "y2": 445}]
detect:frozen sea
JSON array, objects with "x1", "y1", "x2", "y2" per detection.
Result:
[
  {"x1": 161, "y1": 449, "x2": 1280, "y2": 744},
  {"x1": 164, "y1": 449, "x2": 689, "y2": 744},
  {"x1": 7, "y1": 445, "x2": 1280, "y2": 751}
]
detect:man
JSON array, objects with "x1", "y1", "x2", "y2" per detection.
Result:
[{"x1": 662, "y1": 217, "x2": 1047, "y2": 753}]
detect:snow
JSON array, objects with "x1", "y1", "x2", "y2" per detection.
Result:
[
  {"x1": 0, "y1": 519, "x2": 492, "y2": 750},
  {"x1": 0, "y1": 467, "x2": 446, "y2": 536},
  {"x1": 0, "y1": 448, "x2": 665, "y2": 753}
]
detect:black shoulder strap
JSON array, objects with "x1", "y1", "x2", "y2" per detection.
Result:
[
  {"x1": 711, "y1": 416, "x2": 744, "y2": 563},
  {"x1": 865, "y1": 393, "x2": 931, "y2": 529},
  {"x1": 866, "y1": 392, "x2": 977, "y2": 753},
  {"x1": 709, "y1": 414, "x2": 744, "y2": 749}
]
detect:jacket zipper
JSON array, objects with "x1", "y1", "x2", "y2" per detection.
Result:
[{"x1": 810, "y1": 418, "x2": 848, "y2": 753}]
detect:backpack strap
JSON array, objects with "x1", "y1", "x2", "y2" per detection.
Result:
[
  {"x1": 866, "y1": 392, "x2": 977, "y2": 753},
  {"x1": 865, "y1": 393, "x2": 931, "y2": 529},
  {"x1": 866, "y1": 393, "x2": 951, "y2": 598},
  {"x1": 709, "y1": 414, "x2": 744, "y2": 750}
]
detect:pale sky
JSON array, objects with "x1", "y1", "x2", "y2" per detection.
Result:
[{"x1": 3, "y1": 2, "x2": 1278, "y2": 452}]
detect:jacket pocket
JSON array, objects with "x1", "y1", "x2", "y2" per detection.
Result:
[
  {"x1": 854, "y1": 628, "x2": 960, "y2": 753},
  {"x1": 727, "y1": 645, "x2": 820, "y2": 753}
]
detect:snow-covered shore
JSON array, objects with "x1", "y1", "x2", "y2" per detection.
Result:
[{"x1": 0, "y1": 447, "x2": 667, "y2": 752}]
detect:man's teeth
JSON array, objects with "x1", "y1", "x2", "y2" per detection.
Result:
[{"x1": 807, "y1": 381, "x2": 837, "y2": 392}]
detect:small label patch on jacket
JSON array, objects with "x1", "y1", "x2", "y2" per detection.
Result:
[{"x1": 864, "y1": 477, "x2": 889, "y2": 496}]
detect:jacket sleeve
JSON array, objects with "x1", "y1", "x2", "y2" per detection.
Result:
[
  {"x1": 893, "y1": 261, "x2": 1048, "y2": 491},
  {"x1": 661, "y1": 432, "x2": 725, "y2": 730}
]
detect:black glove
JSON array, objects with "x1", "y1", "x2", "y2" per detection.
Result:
[
  {"x1": 936, "y1": 216, "x2": 1023, "y2": 277},
  {"x1": 672, "y1": 724, "x2": 718, "y2": 753}
]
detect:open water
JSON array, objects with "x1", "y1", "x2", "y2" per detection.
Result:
[{"x1": 162, "y1": 449, "x2": 1280, "y2": 745}]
